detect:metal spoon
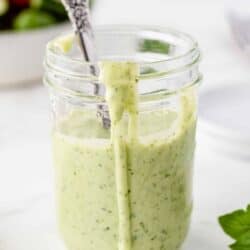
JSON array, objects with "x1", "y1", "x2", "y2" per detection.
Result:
[{"x1": 61, "y1": 0, "x2": 110, "y2": 128}]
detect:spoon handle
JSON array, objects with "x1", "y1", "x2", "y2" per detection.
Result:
[
  {"x1": 60, "y1": 0, "x2": 110, "y2": 128},
  {"x1": 61, "y1": 0, "x2": 98, "y2": 71}
]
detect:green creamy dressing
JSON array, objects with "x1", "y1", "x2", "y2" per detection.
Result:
[{"x1": 53, "y1": 62, "x2": 196, "y2": 250}]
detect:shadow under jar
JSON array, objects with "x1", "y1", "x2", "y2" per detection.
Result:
[{"x1": 44, "y1": 25, "x2": 201, "y2": 250}]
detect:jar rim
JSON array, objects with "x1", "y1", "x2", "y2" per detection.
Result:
[
  {"x1": 44, "y1": 25, "x2": 201, "y2": 101},
  {"x1": 47, "y1": 25, "x2": 198, "y2": 62}
]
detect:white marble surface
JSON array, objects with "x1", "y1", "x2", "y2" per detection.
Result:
[
  {"x1": 1, "y1": 0, "x2": 250, "y2": 249},
  {"x1": 1, "y1": 85, "x2": 250, "y2": 250}
]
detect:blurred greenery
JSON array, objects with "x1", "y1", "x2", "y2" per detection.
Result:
[
  {"x1": 89, "y1": 0, "x2": 94, "y2": 9},
  {"x1": 0, "y1": 0, "x2": 95, "y2": 31},
  {"x1": 13, "y1": 9, "x2": 56, "y2": 30},
  {"x1": 0, "y1": 0, "x2": 9, "y2": 16},
  {"x1": 139, "y1": 39, "x2": 170, "y2": 54},
  {"x1": 141, "y1": 67, "x2": 157, "y2": 74},
  {"x1": 31, "y1": 0, "x2": 67, "y2": 20}
]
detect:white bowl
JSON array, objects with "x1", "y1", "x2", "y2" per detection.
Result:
[{"x1": 0, "y1": 22, "x2": 70, "y2": 86}]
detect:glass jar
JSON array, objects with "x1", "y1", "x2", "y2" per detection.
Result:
[{"x1": 44, "y1": 25, "x2": 201, "y2": 250}]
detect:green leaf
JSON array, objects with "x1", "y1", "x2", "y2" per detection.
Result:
[
  {"x1": 233, "y1": 231, "x2": 250, "y2": 245},
  {"x1": 219, "y1": 205, "x2": 250, "y2": 240},
  {"x1": 231, "y1": 245, "x2": 250, "y2": 250},
  {"x1": 230, "y1": 231, "x2": 250, "y2": 250}
]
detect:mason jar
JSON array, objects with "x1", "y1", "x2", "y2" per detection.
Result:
[{"x1": 44, "y1": 25, "x2": 201, "y2": 250}]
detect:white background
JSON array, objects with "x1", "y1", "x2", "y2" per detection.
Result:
[{"x1": 1, "y1": 0, "x2": 250, "y2": 249}]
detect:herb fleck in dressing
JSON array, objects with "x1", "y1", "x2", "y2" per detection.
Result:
[{"x1": 53, "y1": 62, "x2": 196, "y2": 250}]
